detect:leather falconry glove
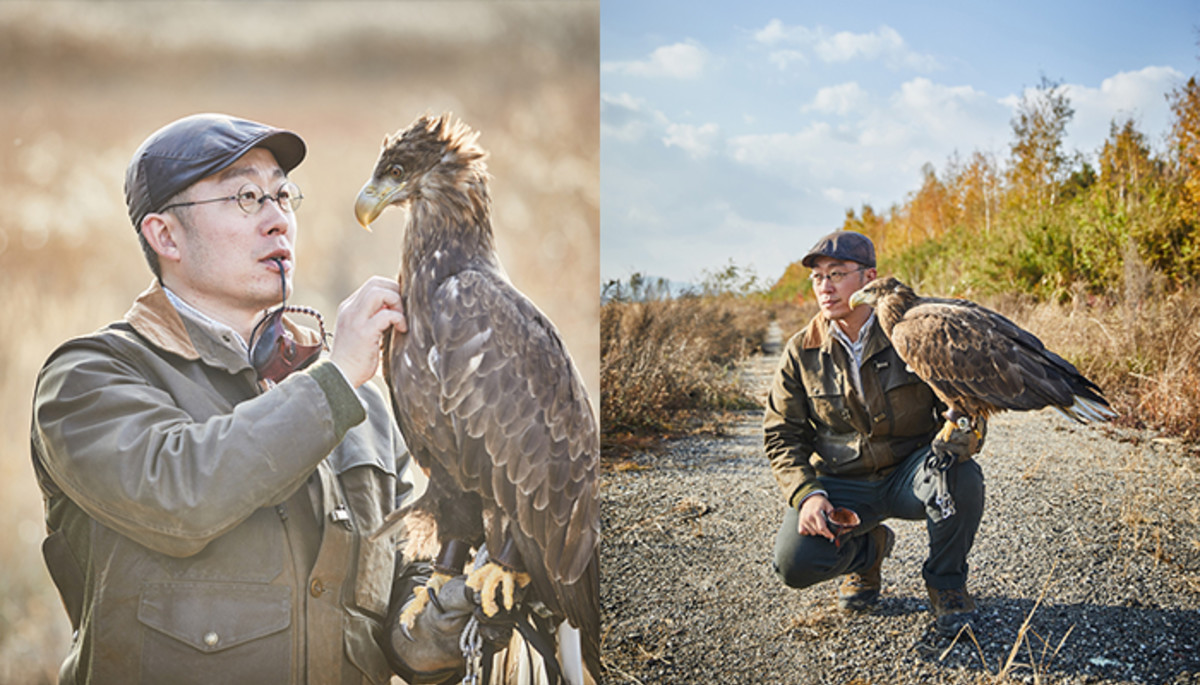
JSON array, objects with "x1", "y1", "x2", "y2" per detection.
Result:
[
  {"x1": 931, "y1": 415, "x2": 987, "y2": 464},
  {"x1": 383, "y1": 563, "x2": 477, "y2": 685}
]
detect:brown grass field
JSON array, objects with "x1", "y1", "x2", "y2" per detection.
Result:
[{"x1": 0, "y1": 3, "x2": 598, "y2": 681}]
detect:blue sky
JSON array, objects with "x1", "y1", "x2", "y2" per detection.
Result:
[{"x1": 600, "y1": 1, "x2": 1200, "y2": 288}]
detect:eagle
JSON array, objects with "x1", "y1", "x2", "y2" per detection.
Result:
[
  {"x1": 848, "y1": 277, "x2": 1116, "y2": 440},
  {"x1": 353, "y1": 114, "x2": 599, "y2": 684}
]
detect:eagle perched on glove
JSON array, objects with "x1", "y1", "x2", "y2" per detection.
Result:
[
  {"x1": 849, "y1": 277, "x2": 1116, "y2": 439},
  {"x1": 354, "y1": 114, "x2": 599, "y2": 684}
]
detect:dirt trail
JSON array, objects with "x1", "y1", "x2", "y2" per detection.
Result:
[{"x1": 600, "y1": 323, "x2": 1200, "y2": 684}]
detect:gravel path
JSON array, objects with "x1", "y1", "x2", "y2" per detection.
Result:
[{"x1": 600, "y1": 324, "x2": 1200, "y2": 685}]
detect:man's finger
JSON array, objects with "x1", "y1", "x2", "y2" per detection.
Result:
[{"x1": 371, "y1": 308, "x2": 407, "y2": 334}]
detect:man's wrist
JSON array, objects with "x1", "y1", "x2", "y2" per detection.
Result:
[
  {"x1": 797, "y1": 490, "x2": 829, "y2": 509},
  {"x1": 308, "y1": 359, "x2": 367, "y2": 439}
]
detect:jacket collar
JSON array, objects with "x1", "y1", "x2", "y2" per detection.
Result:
[
  {"x1": 124, "y1": 280, "x2": 322, "y2": 375},
  {"x1": 802, "y1": 311, "x2": 891, "y2": 360}
]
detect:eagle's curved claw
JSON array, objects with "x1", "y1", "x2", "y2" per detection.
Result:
[
  {"x1": 465, "y1": 561, "x2": 531, "y2": 617},
  {"x1": 398, "y1": 571, "x2": 453, "y2": 630},
  {"x1": 936, "y1": 419, "x2": 958, "y2": 444}
]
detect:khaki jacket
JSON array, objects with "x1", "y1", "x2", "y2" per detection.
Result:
[
  {"x1": 763, "y1": 313, "x2": 942, "y2": 508},
  {"x1": 31, "y1": 282, "x2": 407, "y2": 685}
]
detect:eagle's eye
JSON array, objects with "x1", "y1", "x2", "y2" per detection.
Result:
[{"x1": 389, "y1": 164, "x2": 404, "y2": 178}]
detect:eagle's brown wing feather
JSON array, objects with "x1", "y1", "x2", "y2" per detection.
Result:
[
  {"x1": 427, "y1": 269, "x2": 599, "y2": 647},
  {"x1": 889, "y1": 299, "x2": 1108, "y2": 419}
]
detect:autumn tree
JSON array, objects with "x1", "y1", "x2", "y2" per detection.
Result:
[
  {"x1": 1168, "y1": 75, "x2": 1200, "y2": 213},
  {"x1": 948, "y1": 150, "x2": 1000, "y2": 235},
  {"x1": 1098, "y1": 117, "x2": 1159, "y2": 213},
  {"x1": 905, "y1": 162, "x2": 954, "y2": 242},
  {"x1": 1006, "y1": 76, "x2": 1075, "y2": 214}
]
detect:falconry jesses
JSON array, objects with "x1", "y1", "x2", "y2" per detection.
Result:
[
  {"x1": 354, "y1": 114, "x2": 599, "y2": 683},
  {"x1": 849, "y1": 277, "x2": 1116, "y2": 439}
]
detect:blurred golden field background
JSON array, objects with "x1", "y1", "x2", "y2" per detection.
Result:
[{"x1": 0, "y1": 2, "x2": 598, "y2": 681}]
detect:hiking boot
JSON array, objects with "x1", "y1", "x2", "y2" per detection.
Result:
[
  {"x1": 837, "y1": 524, "x2": 895, "y2": 611},
  {"x1": 926, "y1": 584, "x2": 977, "y2": 637}
]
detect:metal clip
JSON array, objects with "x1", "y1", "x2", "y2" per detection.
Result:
[
  {"x1": 330, "y1": 505, "x2": 352, "y2": 529},
  {"x1": 926, "y1": 450, "x2": 957, "y2": 519},
  {"x1": 934, "y1": 470, "x2": 956, "y2": 518}
]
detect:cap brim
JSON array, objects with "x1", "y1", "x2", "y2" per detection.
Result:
[{"x1": 254, "y1": 130, "x2": 306, "y2": 174}]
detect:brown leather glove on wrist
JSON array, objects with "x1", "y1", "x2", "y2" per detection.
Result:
[{"x1": 930, "y1": 416, "x2": 987, "y2": 463}]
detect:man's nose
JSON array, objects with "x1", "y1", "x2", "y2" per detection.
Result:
[{"x1": 258, "y1": 198, "x2": 292, "y2": 235}]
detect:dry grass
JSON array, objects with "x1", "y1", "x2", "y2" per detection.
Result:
[
  {"x1": 600, "y1": 295, "x2": 769, "y2": 443},
  {"x1": 989, "y1": 287, "x2": 1200, "y2": 444},
  {"x1": 941, "y1": 567, "x2": 1075, "y2": 685},
  {"x1": 0, "y1": 3, "x2": 597, "y2": 682}
]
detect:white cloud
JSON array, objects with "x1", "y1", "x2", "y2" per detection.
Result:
[
  {"x1": 753, "y1": 20, "x2": 940, "y2": 72},
  {"x1": 602, "y1": 92, "x2": 719, "y2": 160},
  {"x1": 663, "y1": 122, "x2": 720, "y2": 159},
  {"x1": 601, "y1": 91, "x2": 680, "y2": 145},
  {"x1": 1062, "y1": 65, "x2": 1185, "y2": 155},
  {"x1": 753, "y1": 18, "x2": 814, "y2": 46},
  {"x1": 602, "y1": 40, "x2": 708, "y2": 79},
  {"x1": 805, "y1": 82, "x2": 869, "y2": 114},
  {"x1": 729, "y1": 75, "x2": 1012, "y2": 211},
  {"x1": 822, "y1": 187, "x2": 871, "y2": 206},
  {"x1": 768, "y1": 49, "x2": 808, "y2": 70},
  {"x1": 728, "y1": 121, "x2": 834, "y2": 170}
]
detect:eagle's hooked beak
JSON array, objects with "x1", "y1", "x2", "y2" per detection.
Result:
[
  {"x1": 354, "y1": 178, "x2": 406, "y2": 230},
  {"x1": 848, "y1": 287, "x2": 875, "y2": 309}
]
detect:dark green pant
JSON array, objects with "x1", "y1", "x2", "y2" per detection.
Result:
[{"x1": 773, "y1": 446, "x2": 985, "y2": 591}]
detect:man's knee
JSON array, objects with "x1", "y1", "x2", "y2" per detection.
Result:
[
  {"x1": 773, "y1": 538, "x2": 834, "y2": 589},
  {"x1": 952, "y1": 460, "x2": 985, "y2": 518}
]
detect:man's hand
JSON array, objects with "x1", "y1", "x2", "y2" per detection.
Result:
[
  {"x1": 798, "y1": 493, "x2": 835, "y2": 541},
  {"x1": 329, "y1": 276, "x2": 407, "y2": 388},
  {"x1": 384, "y1": 568, "x2": 475, "y2": 684}
]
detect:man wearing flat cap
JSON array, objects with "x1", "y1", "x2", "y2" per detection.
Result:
[
  {"x1": 31, "y1": 114, "x2": 478, "y2": 684},
  {"x1": 763, "y1": 230, "x2": 986, "y2": 637}
]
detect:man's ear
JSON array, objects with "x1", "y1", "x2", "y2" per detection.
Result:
[{"x1": 139, "y1": 212, "x2": 183, "y2": 266}]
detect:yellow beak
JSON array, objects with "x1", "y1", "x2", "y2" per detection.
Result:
[
  {"x1": 848, "y1": 288, "x2": 872, "y2": 309},
  {"x1": 353, "y1": 178, "x2": 405, "y2": 230}
]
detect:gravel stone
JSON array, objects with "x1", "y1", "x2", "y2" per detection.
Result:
[{"x1": 601, "y1": 327, "x2": 1200, "y2": 684}]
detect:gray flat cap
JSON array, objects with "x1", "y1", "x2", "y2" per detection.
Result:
[
  {"x1": 125, "y1": 113, "x2": 306, "y2": 231},
  {"x1": 801, "y1": 230, "x2": 876, "y2": 268}
]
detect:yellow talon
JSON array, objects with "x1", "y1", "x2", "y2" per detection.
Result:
[
  {"x1": 465, "y1": 562, "x2": 531, "y2": 616},
  {"x1": 936, "y1": 420, "x2": 957, "y2": 443},
  {"x1": 398, "y1": 571, "x2": 452, "y2": 630}
]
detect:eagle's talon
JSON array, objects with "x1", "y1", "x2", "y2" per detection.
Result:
[
  {"x1": 465, "y1": 562, "x2": 531, "y2": 617},
  {"x1": 936, "y1": 420, "x2": 958, "y2": 444},
  {"x1": 398, "y1": 571, "x2": 452, "y2": 630}
]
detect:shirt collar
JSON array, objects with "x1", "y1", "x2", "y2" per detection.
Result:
[
  {"x1": 828, "y1": 310, "x2": 876, "y2": 354},
  {"x1": 162, "y1": 286, "x2": 249, "y2": 353}
]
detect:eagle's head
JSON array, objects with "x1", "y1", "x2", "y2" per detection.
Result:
[
  {"x1": 848, "y1": 276, "x2": 911, "y2": 309},
  {"x1": 354, "y1": 113, "x2": 488, "y2": 229},
  {"x1": 849, "y1": 277, "x2": 918, "y2": 335}
]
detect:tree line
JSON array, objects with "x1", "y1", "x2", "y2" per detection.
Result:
[{"x1": 771, "y1": 74, "x2": 1200, "y2": 303}]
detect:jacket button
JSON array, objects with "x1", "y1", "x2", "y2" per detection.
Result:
[
  {"x1": 204, "y1": 631, "x2": 219, "y2": 647},
  {"x1": 310, "y1": 578, "x2": 325, "y2": 598}
]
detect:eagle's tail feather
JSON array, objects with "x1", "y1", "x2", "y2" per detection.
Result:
[
  {"x1": 556, "y1": 622, "x2": 588, "y2": 685},
  {"x1": 1056, "y1": 395, "x2": 1117, "y2": 423}
]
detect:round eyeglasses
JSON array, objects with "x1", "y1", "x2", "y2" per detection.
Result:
[
  {"x1": 160, "y1": 181, "x2": 303, "y2": 216},
  {"x1": 809, "y1": 267, "x2": 864, "y2": 286}
]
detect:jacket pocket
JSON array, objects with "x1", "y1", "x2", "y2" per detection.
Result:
[
  {"x1": 878, "y1": 364, "x2": 938, "y2": 438},
  {"x1": 137, "y1": 581, "x2": 292, "y2": 685}
]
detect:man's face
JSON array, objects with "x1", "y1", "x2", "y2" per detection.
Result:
[
  {"x1": 169, "y1": 148, "x2": 297, "y2": 315},
  {"x1": 811, "y1": 256, "x2": 874, "y2": 321}
]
